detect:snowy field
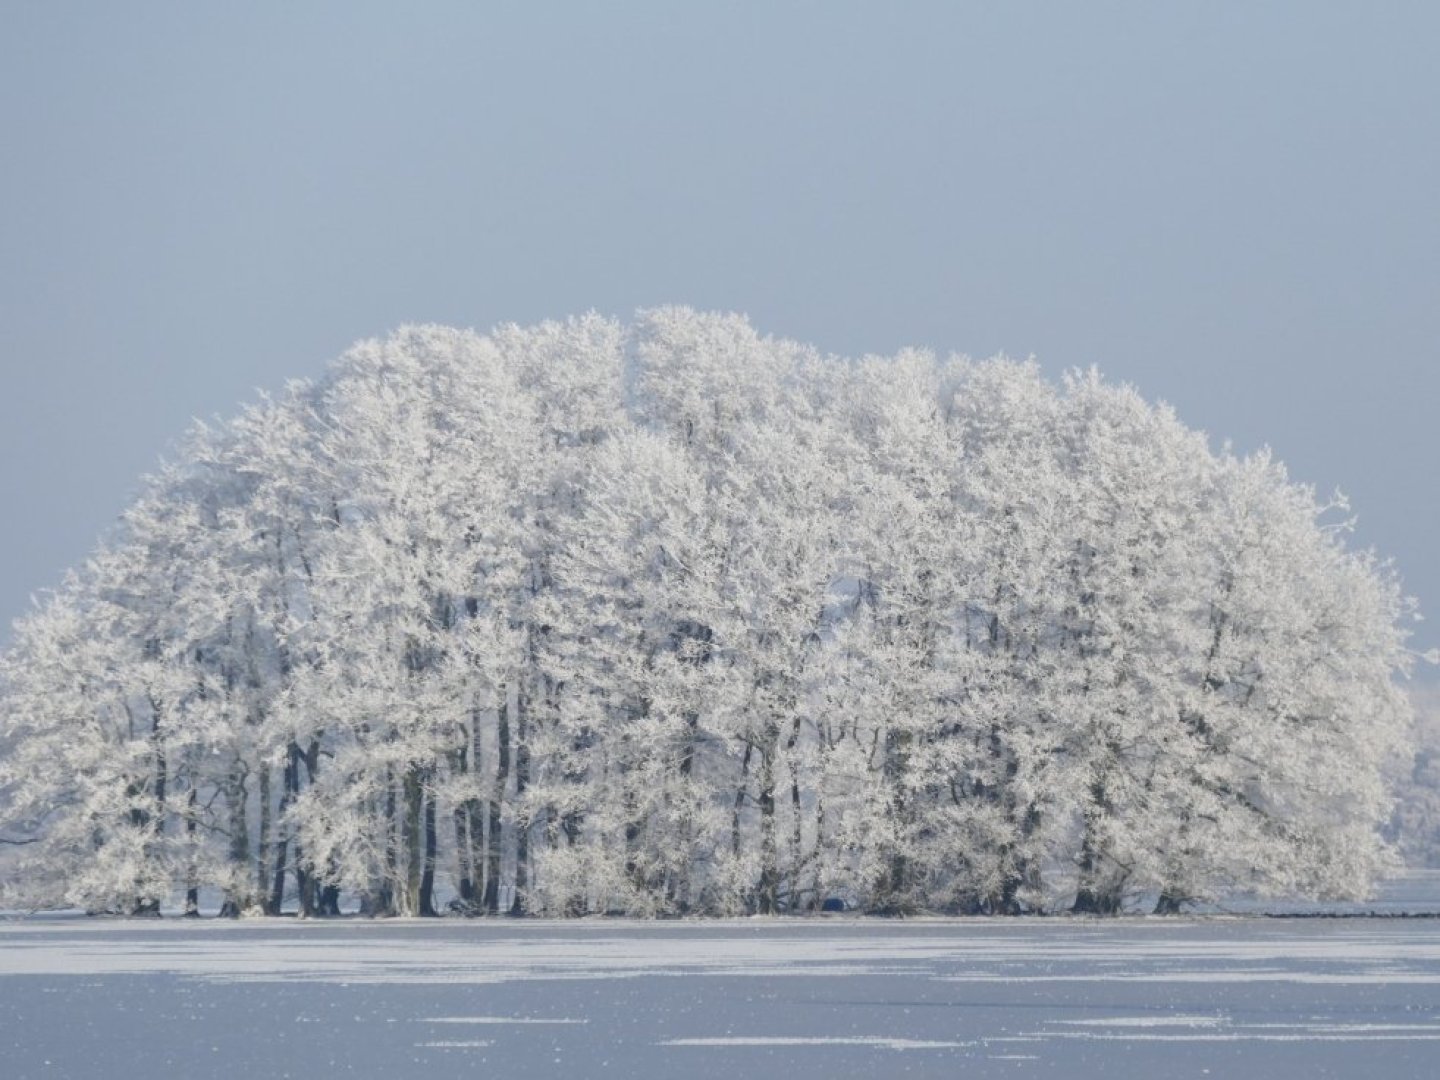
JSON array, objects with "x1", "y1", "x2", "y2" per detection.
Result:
[{"x1": 4, "y1": 879, "x2": 1440, "y2": 1079}]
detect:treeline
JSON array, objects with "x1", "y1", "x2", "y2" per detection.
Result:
[{"x1": 0, "y1": 310, "x2": 1420, "y2": 916}]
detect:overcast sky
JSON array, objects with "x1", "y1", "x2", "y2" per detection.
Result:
[{"x1": 1, "y1": 2, "x2": 1436, "y2": 663}]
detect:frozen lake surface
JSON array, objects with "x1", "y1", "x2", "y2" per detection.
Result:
[{"x1": 4, "y1": 879, "x2": 1440, "y2": 1078}]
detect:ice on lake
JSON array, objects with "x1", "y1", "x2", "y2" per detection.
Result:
[{"x1": 4, "y1": 874, "x2": 1440, "y2": 1078}]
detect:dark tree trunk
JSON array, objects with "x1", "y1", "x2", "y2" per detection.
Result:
[
  {"x1": 184, "y1": 787, "x2": 200, "y2": 917},
  {"x1": 510, "y1": 701, "x2": 530, "y2": 916},
  {"x1": 371, "y1": 767, "x2": 396, "y2": 916},
  {"x1": 455, "y1": 714, "x2": 485, "y2": 913},
  {"x1": 454, "y1": 801, "x2": 475, "y2": 906},
  {"x1": 1153, "y1": 891, "x2": 1185, "y2": 915},
  {"x1": 467, "y1": 795, "x2": 487, "y2": 905},
  {"x1": 623, "y1": 782, "x2": 644, "y2": 895},
  {"x1": 783, "y1": 716, "x2": 805, "y2": 912},
  {"x1": 129, "y1": 704, "x2": 169, "y2": 918},
  {"x1": 1071, "y1": 777, "x2": 1123, "y2": 915},
  {"x1": 296, "y1": 739, "x2": 321, "y2": 918},
  {"x1": 731, "y1": 741, "x2": 753, "y2": 861},
  {"x1": 221, "y1": 760, "x2": 251, "y2": 916},
  {"x1": 269, "y1": 831, "x2": 289, "y2": 915},
  {"x1": 993, "y1": 805, "x2": 1042, "y2": 915},
  {"x1": 403, "y1": 766, "x2": 423, "y2": 916},
  {"x1": 1072, "y1": 883, "x2": 1123, "y2": 915},
  {"x1": 153, "y1": 719, "x2": 168, "y2": 814},
  {"x1": 483, "y1": 695, "x2": 510, "y2": 915},
  {"x1": 269, "y1": 742, "x2": 302, "y2": 916},
  {"x1": 419, "y1": 774, "x2": 439, "y2": 917},
  {"x1": 757, "y1": 728, "x2": 779, "y2": 915},
  {"x1": 296, "y1": 857, "x2": 315, "y2": 918},
  {"x1": 872, "y1": 723, "x2": 918, "y2": 916},
  {"x1": 257, "y1": 764, "x2": 273, "y2": 914}
]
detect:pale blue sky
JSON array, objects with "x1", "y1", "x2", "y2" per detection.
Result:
[{"x1": 1, "y1": 2, "x2": 1436, "y2": 660}]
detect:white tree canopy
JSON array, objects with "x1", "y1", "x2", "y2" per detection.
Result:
[{"x1": 0, "y1": 310, "x2": 1424, "y2": 916}]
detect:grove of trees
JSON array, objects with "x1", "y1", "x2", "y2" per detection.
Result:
[{"x1": 0, "y1": 310, "x2": 1424, "y2": 916}]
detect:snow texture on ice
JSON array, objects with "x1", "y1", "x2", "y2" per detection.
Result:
[{"x1": 3, "y1": 910, "x2": 1440, "y2": 1078}]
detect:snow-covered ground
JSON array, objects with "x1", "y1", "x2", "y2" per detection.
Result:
[{"x1": 3, "y1": 877, "x2": 1440, "y2": 1078}]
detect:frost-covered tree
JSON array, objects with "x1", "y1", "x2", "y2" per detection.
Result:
[
  {"x1": 1387, "y1": 683, "x2": 1440, "y2": 867},
  {"x1": 0, "y1": 309, "x2": 1425, "y2": 916}
]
